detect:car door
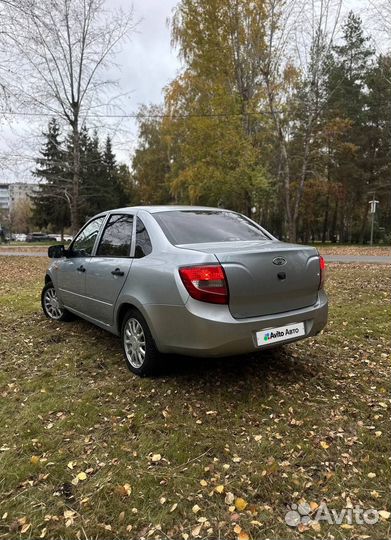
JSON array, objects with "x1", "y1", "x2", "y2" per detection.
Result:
[
  {"x1": 57, "y1": 216, "x2": 105, "y2": 313},
  {"x1": 83, "y1": 213, "x2": 135, "y2": 325}
]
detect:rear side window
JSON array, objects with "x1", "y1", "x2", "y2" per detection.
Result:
[
  {"x1": 135, "y1": 218, "x2": 152, "y2": 258},
  {"x1": 153, "y1": 210, "x2": 268, "y2": 245},
  {"x1": 97, "y1": 214, "x2": 133, "y2": 257}
]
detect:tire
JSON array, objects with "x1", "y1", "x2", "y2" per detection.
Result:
[
  {"x1": 121, "y1": 308, "x2": 161, "y2": 377},
  {"x1": 41, "y1": 282, "x2": 74, "y2": 322}
]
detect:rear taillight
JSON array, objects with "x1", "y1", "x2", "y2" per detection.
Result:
[
  {"x1": 319, "y1": 255, "x2": 326, "y2": 289},
  {"x1": 179, "y1": 264, "x2": 229, "y2": 304}
]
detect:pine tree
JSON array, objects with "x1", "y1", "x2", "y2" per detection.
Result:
[
  {"x1": 102, "y1": 136, "x2": 128, "y2": 209},
  {"x1": 326, "y1": 12, "x2": 375, "y2": 242},
  {"x1": 32, "y1": 118, "x2": 70, "y2": 238},
  {"x1": 364, "y1": 54, "x2": 391, "y2": 242},
  {"x1": 80, "y1": 132, "x2": 129, "y2": 218},
  {"x1": 82, "y1": 130, "x2": 104, "y2": 218}
]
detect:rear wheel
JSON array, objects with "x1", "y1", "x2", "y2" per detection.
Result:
[
  {"x1": 41, "y1": 282, "x2": 73, "y2": 322},
  {"x1": 121, "y1": 308, "x2": 160, "y2": 376}
]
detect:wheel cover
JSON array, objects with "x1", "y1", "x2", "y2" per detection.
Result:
[
  {"x1": 44, "y1": 287, "x2": 64, "y2": 320},
  {"x1": 124, "y1": 318, "x2": 146, "y2": 368}
]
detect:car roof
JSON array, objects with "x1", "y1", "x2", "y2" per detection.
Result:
[{"x1": 97, "y1": 205, "x2": 227, "y2": 216}]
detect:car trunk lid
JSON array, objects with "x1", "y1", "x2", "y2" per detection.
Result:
[{"x1": 179, "y1": 241, "x2": 320, "y2": 318}]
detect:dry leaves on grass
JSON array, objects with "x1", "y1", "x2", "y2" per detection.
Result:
[{"x1": 0, "y1": 259, "x2": 390, "y2": 540}]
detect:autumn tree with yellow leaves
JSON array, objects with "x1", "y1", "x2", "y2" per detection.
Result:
[{"x1": 132, "y1": 0, "x2": 391, "y2": 243}]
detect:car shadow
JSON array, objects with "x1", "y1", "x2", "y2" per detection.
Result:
[
  {"x1": 71, "y1": 318, "x2": 321, "y2": 391},
  {"x1": 157, "y1": 346, "x2": 321, "y2": 390}
]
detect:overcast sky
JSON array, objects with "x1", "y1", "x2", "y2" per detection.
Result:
[
  {"x1": 0, "y1": 0, "x2": 389, "y2": 183},
  {"x1": 0, "y1": 0, "x2": 181, "y2": 182}
]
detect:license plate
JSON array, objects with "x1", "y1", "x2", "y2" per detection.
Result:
[{"x1": 256, "y1": 322, "x2": 305, "y2": 346}]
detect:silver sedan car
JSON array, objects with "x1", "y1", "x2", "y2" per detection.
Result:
[{"x1": 42, "y1": 206, "x2": 328, "y2": 376}]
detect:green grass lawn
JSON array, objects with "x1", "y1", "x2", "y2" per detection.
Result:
[{"x1": 0, "y1": 257, "x2": 390, "y2": 539}]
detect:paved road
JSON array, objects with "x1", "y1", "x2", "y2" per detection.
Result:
[
  {"x1": 0, "y1": 251, "x2": 390, "y2": 264},
  {"x1": 324, "y1": 255, "x2": 390, "y2": 265}
]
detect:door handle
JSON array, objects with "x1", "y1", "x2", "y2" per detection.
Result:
[
  {"x1": 111, "y1": 268, "x2": 124, "y2": 277},
  {"x1": 77, "y1": 265, "x2": 86, "y2": 273}
]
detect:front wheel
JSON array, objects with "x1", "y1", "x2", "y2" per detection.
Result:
[
  {"x1": 41, "y1": 282, "x2": 73, "y2": 322},
  {"x1": 121, "y1": 309, "x2": 161, "y2": 377}
]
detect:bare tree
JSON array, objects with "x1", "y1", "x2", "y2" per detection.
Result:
[
  {"x1": 1, "y1": 0, "x2": 135, "y2": 232},
  {"x1": 260, "y1": 0, "x2": 342, "y2": 241},
  {"x1": 367, "y1": 0, "x2": 391, "y2": 37}
]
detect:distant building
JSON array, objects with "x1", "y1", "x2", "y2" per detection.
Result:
[
  {"x1": 0, "y1": 184, "x2": 9, "y2": 210},
  {"x1": 0, "y1": 183, "x2": 40, "y2": 214}
]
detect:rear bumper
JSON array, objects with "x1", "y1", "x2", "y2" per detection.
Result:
[{"x1": 144, "y1": 290, "x2": 328, "y2": 357}]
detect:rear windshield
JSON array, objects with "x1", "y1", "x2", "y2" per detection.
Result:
[{"x1": 153, "y1": 210, "x2": 268, "y2": 245}]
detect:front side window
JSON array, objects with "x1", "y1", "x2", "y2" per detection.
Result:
[
  {"x1": 96, "y1": 214, "x2": 134, "y2": 257},
  {"x1": 135, "y1": 218, "x2": 152, "y2": 258},
  {"x1": 153, "y1": 210, "x2": 269, "y2": 245},
  {"x1": 71, "y1": 216, "x2": 104, "y2": 257}
]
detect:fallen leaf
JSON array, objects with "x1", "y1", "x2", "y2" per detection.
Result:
[
  {"x1": 379, "y1": 510, "x2": 390, "y2": 520},
  {"x1": 20, "y1": 523, "x2": 31, "y2": 534},
  {"x1": 367, "y1": 472, "x2": 376, "y2": 478},
  {"x1": 151, "y1": 454, "x2": 161, "y2": 462},
  {"x1": 64, "y1": 510, "x2": 76, "y2": 527},
  {"x1": 225, "y1": 492, "x2": 234, "y2": 505},
  {"x1": 191, "y1": 524, "x2": 202, "y2": 537},
  {"x1": 169, "y1": 503, "x2": 177, "y2": 513},
  {"x1": 77, "y1": 472, "x2": 87, "y2": 481},
  {"x1": 215, "y1": 485, "x2": 224, "y2": 494},
  {"x1": 64, "y1": 510, "x2": 75, "y2": 519},
  {"x1": 238, "y1": 531, "x2": 249, "y2": 540},
  {"x1": 235, "y1": 498, "x2": 248, "y2": 511},
  {"x1": 31, "y1": 455, "x2": 40, "y2": 465},
  {"x1": 115, "y1": 484, "x2": 132, "y2": 497},
  {"x1": 192, "y1": 504, "x2": 201, "y2": 514},
  {"x1": 320, "y1": 441, "x2": 329, "y2": 449}
]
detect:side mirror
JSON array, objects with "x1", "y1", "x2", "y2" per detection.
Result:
[{"x1": 48, "y1": 244, "x2": 66, "y2": 258}]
